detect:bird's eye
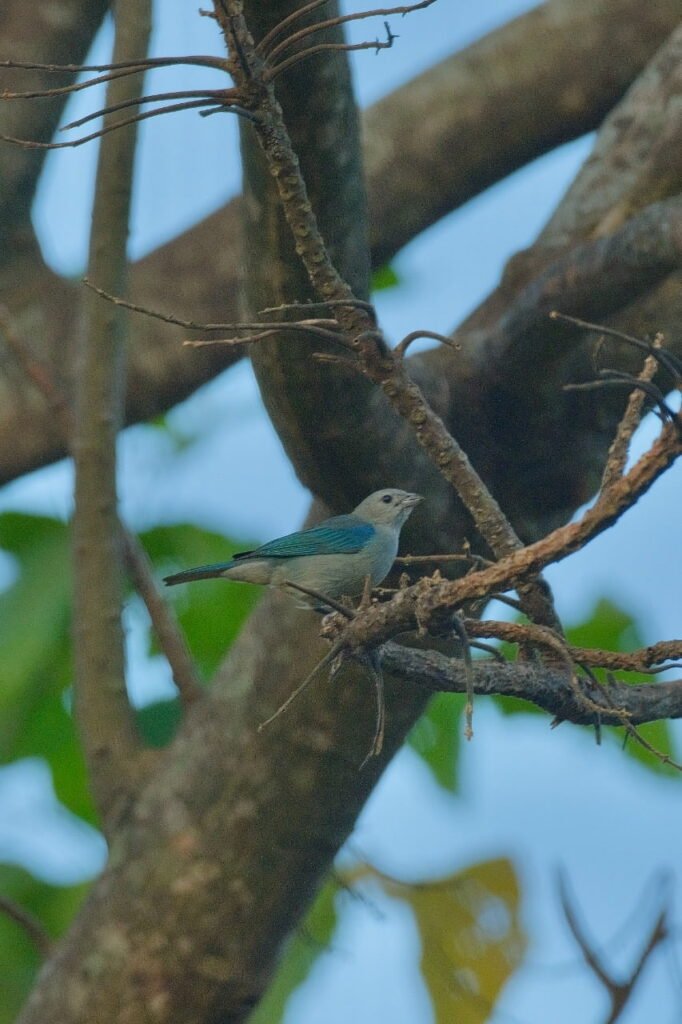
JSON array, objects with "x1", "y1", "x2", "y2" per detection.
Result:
[{"x1": 381, "y1": 494, "x2": 393, "y2": 504}]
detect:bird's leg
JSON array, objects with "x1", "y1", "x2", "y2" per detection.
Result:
[{"x1": 282, "y1": 580, "x2": 355, "y2": 617}]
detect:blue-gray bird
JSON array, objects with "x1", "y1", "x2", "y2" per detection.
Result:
[{"x1": 163, "y1": 488, "x2": 422, "y2": 604}]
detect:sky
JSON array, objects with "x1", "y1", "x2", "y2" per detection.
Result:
[{"x1": 1, "y1": 1, "x2": 681, "y2": 1022}]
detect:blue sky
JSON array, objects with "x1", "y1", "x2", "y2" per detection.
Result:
[{"x1": 1, "y1": 1, "x2": 681, "y2": 1021}]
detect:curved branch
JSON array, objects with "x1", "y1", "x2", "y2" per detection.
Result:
[{"x1": 365, "y1": 0, "x2": 682, "y2": 265}]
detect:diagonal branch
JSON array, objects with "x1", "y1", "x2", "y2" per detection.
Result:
[{"x1": 214, "y1": 0, "x2": 561, "y2": 632}]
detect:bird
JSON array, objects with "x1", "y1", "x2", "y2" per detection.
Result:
[{"x1": 163, "y1": 488, "x2": 422, "y2": 606}]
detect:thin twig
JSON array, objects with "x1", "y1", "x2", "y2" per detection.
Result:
[
  {"x1": 123, "y1": 532, "x2": 203, "y2": 705},
  {"x1": 395, "y1": 552, "x2": 488, "y2": 567},
  {"x1": 0, "y1": 895, "x2": 53, "y2": 957},
  {"x1": 550, "y1": 310, "x2": 682, "y2": 380},
  {"x1": 84, "y1": 279, "x2": 350, "y2": 343},
  {"x1": 0, "y1": 55, "x2": 226, "y2": 74},
  {"x1": 600, "y1": 344, "x2": 660, "y2": 490},
  {"x1": 266, "y1": 32, "x2": 397, "y2": 82},
  {"x1": 558, "y1": 870, "x2": 669, "y2": 1024},
  {"x1": 61, "y1": 88, "x2": 238, "y2": 131},
  {"x1": 1, "y1": 98, "x2": 222, "y2": 149},
  {"x1": 395, "y1": 329, "x2": 461, "y2": 358},
  {"x1": 262, "y1": 0, "x2": 437, "y2": 65},
  {"x1": 257, "y1": 642, "x2": 345, "y2": 732},
  {"x1": 259, "y1": 298, "x2": 376, "y2": 317}
]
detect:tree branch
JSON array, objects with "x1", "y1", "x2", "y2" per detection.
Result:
[
  {"x1": 0, "y1": 0, "x2": 679, "y2": 488},
  {"x1": 71, "y1": 0, "x2": 151, "y2": 834},
  {"x1": 558, "y1": 871, "x2": 670, "y2": 1023},
  {"x1": 379, "y1": 642, "x2": 682, "y2": 727},
  {"x1": 0, "y1": 895, "x2": 53, "y2": 958}
]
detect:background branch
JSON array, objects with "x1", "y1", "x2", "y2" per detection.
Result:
[
  {"x1": 1, "y1": 0, "x2": 678, "y2": 486},
  {"x1": 71, "y1": 0, "x2": 152, "y2": 834}
]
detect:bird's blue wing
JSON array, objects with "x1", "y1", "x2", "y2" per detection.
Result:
[{"x1": 236, "y1": 516, "x2": 375, "y2": 560}]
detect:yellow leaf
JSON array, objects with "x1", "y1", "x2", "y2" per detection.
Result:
[{"x1": 357, "y1": 858, "x2": 526, "y2": 1024}]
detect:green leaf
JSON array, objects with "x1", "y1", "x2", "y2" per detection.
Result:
[
  {"x1": 0, "y1": 514, "x2": 96, "y2": 822},
  {"x1": 249, "y1": 877, "x2": 338, "y2": 1023},
  {"x1": 0, "y1": 863, "x2": 88, "y2": 1024},
  {"x1": 0, "y1": 514, "x2": 72, "y2": 756},
  {"x1": 141, "y1": 524, "x2": 261, "y2": 678},
  {"x1": 368, "y1": 858, "x2": 526, "y2": 1024},
  {"x1": 408, "y1": 693, "x2": 462, "y2": 793},
  {"x1": 371, "y1": 264, "x2": 400, "y2": 292}
]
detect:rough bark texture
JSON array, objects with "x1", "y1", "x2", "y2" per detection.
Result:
[{"x1": 6, "y1": 1, "x2": 682, "y2": 1022}]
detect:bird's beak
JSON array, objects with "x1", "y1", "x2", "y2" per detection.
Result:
[{"x1": 402, "y1": 492, "x2": 423, "y2": 509}]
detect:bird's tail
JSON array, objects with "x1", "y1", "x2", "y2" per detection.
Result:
[{"x1": 163, "y1": 561, "x2": 235, "y2": 586}]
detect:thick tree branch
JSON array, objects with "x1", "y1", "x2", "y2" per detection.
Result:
[
  {"x1": 1, "y1": 0, "x2": 679, "y2": 486},
  {"x1": 0, "y1": 0, "x2": 109, "y2": 238},
  {"x1": 71, "y1": 0, "x2": 151, "y2": 834},
  {"x1": 365, "y1": 0, "x2": 681, "y2": 266},
  {"x1": 380, "y1": 643, "x2": 682, "y2": 727},
  {"x1": 10, "y1": 6, "x2": 682, "y2": 1024}
]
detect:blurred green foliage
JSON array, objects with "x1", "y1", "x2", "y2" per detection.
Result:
[
  {"x1": 0, "y1": 512, "x2": 675, "y2": 1020},
  {"x1": 408, "y1": 691, "x2": 464, "y2": 793},
  {"x1": 371, "y1": 263, "x2": 400, "y2": 291}
]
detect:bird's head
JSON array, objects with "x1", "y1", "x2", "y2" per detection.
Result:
[{"x1": 353, "y1": 488, "x2": 423, "y2": 528}]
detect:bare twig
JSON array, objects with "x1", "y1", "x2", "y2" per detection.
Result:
[
  {"x1": 257, "y1": 641, "x2": 345, "y2": 733},
  {"x1": 267, "y1": 28, "x2": 399, "y2": 83},
  {"x1": 559, "y1": 870, "x2": 670, "y2": 1024},
  {"x1": 84, "y1": 279, "x2": 350, "y2": 345},
  {"x1": 122, "y1": 533, "x2": 203, "y2": 705},
  {"x1": 550, "y1": 310, "x2": 682, "y2": 381},
  {"x1": 0, "y1": 895, "x2": 53, "y2": 957},
  {"x1": 394, "y1": 329, "x2": 460, "y2": 359},
  {"x1": 61, "y1": 88, "x2": 239, "y2": 131},
  {"x1": 257, "y1": 0, "x2": 437, "y2": 60},
  {"x1": 600, "y1": 343, "x2": 661, "y2": 490}
]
